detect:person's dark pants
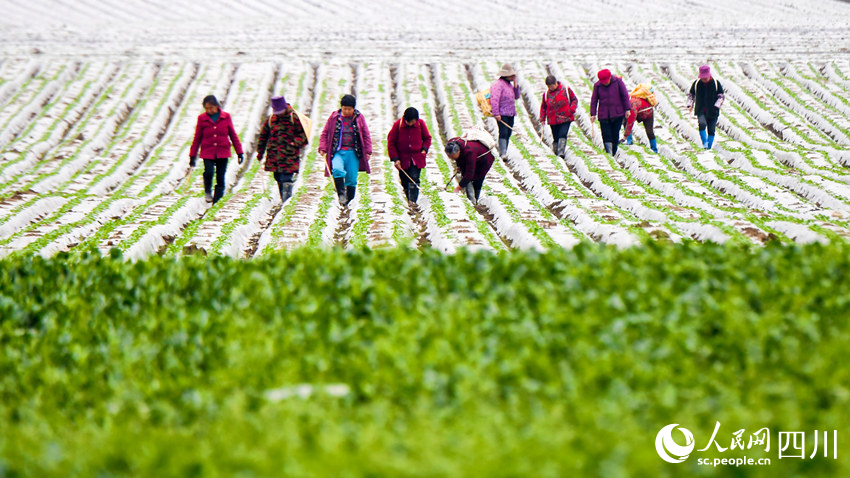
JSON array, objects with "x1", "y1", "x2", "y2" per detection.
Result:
[
  {"x1": 398, "y1": 165, "x2": 421, "y2": 203},
  {"x1": 698, "y1": 114, "x2": 718, "y2": 136},
  {"x1": 550, "y1": 121, "x2": 571, "y2": 142},
  {"x1": 599, "y1": 116, "x2": 625, "y2": 155},
  {"x1": 472, "y1": 178, "x2": 484, "y2": 201},
  {"x1": 642, "y1": 115, "x2": 656, "y2": 140},
  {"x1": 203, "y1": 158, "x2": 228, "y2": 203},
  {"x1": 550, "y1": 121, "x2": 572, "y2": 156},
  {"x1": 497, "y1": 115, "x2": 515, "y2": 141},
  {"x1": 274, "y1": 172, "x2": 296, "y2": 202}
]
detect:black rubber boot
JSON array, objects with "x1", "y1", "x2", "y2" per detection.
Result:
[
  {"x1": 408, "y1": 183, "x2": 419, "y2": 203},
  {"x1": 334, "y1": 177, "x2": 346, "y2": 206},
  {"x1": 281, "y1": 182, "x2": 294, "y2": 203},
  {"x1": 464, "y1": 183, "x2": 477, "y2": 205},
  {"x1": 345, "y1": 186, "x2": 356, "y2": 206}
]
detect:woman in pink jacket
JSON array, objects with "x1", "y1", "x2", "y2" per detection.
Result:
[
  {"x1": 318, "y1": 95, "x2": 372, "y2": 207},
  {"x1": 387, "y1": 107, "x2": 431, "y2": 205},
  {"x1": 189, "y1": 95, "x2": 244, "y2": 204},
  {"x1": 490, "y1": 63, "x2": 521, "y2": 157}
]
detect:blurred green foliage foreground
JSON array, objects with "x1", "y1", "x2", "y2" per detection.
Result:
[{"x1": 1, "y1": 243, "x2": 848, "y2": 477}]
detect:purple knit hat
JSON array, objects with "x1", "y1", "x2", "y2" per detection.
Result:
[
  {"x1": 699, "y1": 65, "x2": 711, "y2": 79},
  {"x1": 271, "y1": 96, "x2": 287, "y2": 114}
]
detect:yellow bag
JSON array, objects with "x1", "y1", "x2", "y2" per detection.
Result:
[
  {"x1": 293, "y1": 109, "x2": 313, "y2": 141},
  {"x1": 475, "y1": 90, "x2": 493, "y2": 117},
  {"x1": 631, "y1": 84, "x2": 658, "y2": 107}
]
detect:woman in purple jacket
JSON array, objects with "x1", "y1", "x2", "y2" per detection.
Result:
[
  {"x1": 189, "y1": 95, "x2": 244, "y2": 204},
  {"x1": 318, "y1": 94, "x2": 372, "y2": 207},
  {"x1": 590, "y1": 69, "x2": 631, "y2": 156},
  {"x1": 490, "y1": 63, "x2": 521, "y2": 157}
]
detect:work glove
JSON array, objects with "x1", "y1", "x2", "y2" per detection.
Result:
[
  {"x1": 238, "y1": 153, "x2": 245, "y2": 165},
  {"x1": 189, "y1": 155, "x2": 198, "y2": 167},
  {"x1": 626, "y1": 134, "x2": 633, "y2": 145}
]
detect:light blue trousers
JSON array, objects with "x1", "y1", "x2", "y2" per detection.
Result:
[{"x1": 331, "y1": 149, "x2": 359, "y2": 187}]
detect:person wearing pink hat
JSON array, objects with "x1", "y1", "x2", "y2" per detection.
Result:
[
  {"x1": 686, "y1": 65, "x2": 725, "y2": 150},
  {"x1": 256, "y1": 95, "x2": 308, "y2": 204},
  {"x1": 590, "y1": 68, "x2": 631, "y2": 155}
]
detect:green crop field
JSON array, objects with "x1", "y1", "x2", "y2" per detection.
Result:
[{"x1": 1, "y1": 243, "x2": 848, "y2": 477}]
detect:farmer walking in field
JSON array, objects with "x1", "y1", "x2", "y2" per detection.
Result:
[
  {"x1": 687, "y1": 65, "x2": 725, "y2": 150},
  {"x1": 189, "y1": 95, "x2": 244, "y2": 204},
  {"x1": 387, "y1": 107, "x2": 432, "y2": 206},
  {"x1": 539, "y1": 75, "x2": 578, "y2": 159},
  {"x1": 319, "y1": 94, "x2": 373, "y2": 207},
  {"x1": 490, "y1": 63, "x2": 521, "y2": 158},
  {"x1": 590, "y1": 69, "x2": 630, "y2": 156},
  {"x1": 445, "y1": 135, "x2": 495, "y2": 206},
  {"x1": 622, "y1": 84, "x2": 658, "y2": 153},
  {"x1": 256, "y1": 95, "x2": 308, "y2": 204}
]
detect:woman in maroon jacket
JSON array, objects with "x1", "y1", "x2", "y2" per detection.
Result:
[
  {"x1": 190, "y1": 95, "x2": 244, "y2": 204},
  {"x1": 445, "y1": 137, "x2": 495, "y2": 206},
  {"x1": 387, "y1": 107, "x2": 432, "y2": 205},
  {"x1": 589, "y1": 69, "x2": 631, "y2": 156},
  {"x1": 539, "y1": 75, "x2": 578, "y2": 159}
]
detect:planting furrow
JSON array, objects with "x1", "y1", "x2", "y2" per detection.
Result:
[
  {"x1": 0, "y1": 62, "x2": 150, "y2": 199},
  {"x1": 0, "y1": 63, "x2": 76, "y2": 154},
  {"x1": 614, "y1": 63, "x2": 788, "y2": 243},
  {"x1": 394, "y1": 62, "x2": 499, "y2": 252},
  {"x1": 655, "y1": 63, "x2": 850, "y2": 239},
  {"x1": 0, "y1": 60, "x2": 41, "y2": 110},
  {"x1": 4, "y1": 63, "x2": 191, "y2": 256},
  {"x1": 163, "y1": 63, "x2": 279, "y2": 256},
  {"x1": 353, "y1": 62, "x2": 416, "y2": 248},
  {"x1": 0, "y1": 62, "x2": 120, "y2": 188},
  {"x1": 642, "y1": 64, "x2": 850, "y2": 215},
  {"x1": 0, "y1": 60, "x2": 44, "y2": 123},
  {"x1": 86, "y1": 62, "x2": 198, "y2": 196},
  {"x1": 547, "y1": 61, "x2": 706, "y2": 242},
  {"x1": 254, "y1": 64, "x2": 335, "y2": 254},
  {"x1": 28, "y1": 62, "x2": 158, "y2": 195},
  {"x1": 84, "y1": 63, "x2": 234, "y2": 257},
  {"x1": 438, "y1": 62, "x2": 561, "y2": 250},
  {"x1": 312, "y1": 63, "x2": 362, "y2": 249},
  {"x1": 0, "y1": 63, "x2": 159, "y2": 254},
  {"x1": 740, "y1": 62, "x2": 850, "y2": 148}
]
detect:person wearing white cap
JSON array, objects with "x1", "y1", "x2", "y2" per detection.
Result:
[
  {"x1": 489, "y1": 63, "x2": 521, "y2": 157},
  {"x1": 256, "y1": 95, "x2": 308, "y2": 204}
]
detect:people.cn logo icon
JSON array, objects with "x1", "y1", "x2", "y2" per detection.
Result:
[{"x1": 656, "y1": 424, "x2": 696, "y2": 463}]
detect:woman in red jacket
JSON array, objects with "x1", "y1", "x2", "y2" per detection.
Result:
[
  {"x1": 539, "y1": 75, "x2": 578, "y2": 159},
  {"x1": 189, "y1": 95, "x2": 244, "y2": 204},
  {"x1": 387, "y1": 107, "x2": 431, "y2": 205}
]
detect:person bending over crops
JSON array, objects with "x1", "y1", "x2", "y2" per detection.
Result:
[
  {"x1": 256, "y1": 95, "x2": 308, "y2": 204},
  {"x1": 590, "y1": 69, "x2": 630, "y2": 156},
  {"x1": 387, "y1": 107, "x2": 432, "y2": 207},
  {"x1": 189, "y1": 95, "x2": 244, "y2": 204},
  {"x1": 490, "y1": 63, "x2": 521, "y2": 158},
  {"x1": 686, "y1": 65, "x2": 725, "y2": 150},
  {"x1": 319, "y1": 94, "x2": 372, "y2": 207},
  {"x1": 445, "y1": 137, "x2": 495, "y2": 206},
  {"x1": 539, "y1": 75, "x2": 578, "y2": 159},
  {"x1": 623, "y1": 84, "x2": 658, "y2": 153}
]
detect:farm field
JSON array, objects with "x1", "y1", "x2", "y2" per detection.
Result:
[
  {"x1": 2, "y1": 1, "x2": 850, "y2": 477},
  {"x1": 2, "y1": 58, "x2": 850, "y2": 256}
]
